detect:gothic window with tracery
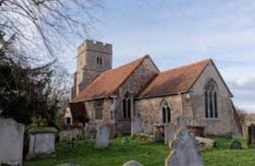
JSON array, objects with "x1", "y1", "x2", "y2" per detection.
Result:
[
  {"x1": 122, "y1": 92, "x2": 131, "y2": 119},
  {"x1": 161, "y1": 100, "x2": 171, "y2": 124},
  {"x1": 204, "y1": 79, "x2": 218, "y2": 118}
]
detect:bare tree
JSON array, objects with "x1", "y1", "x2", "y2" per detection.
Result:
[
  {"x1": 0, "y1": 0, "x2": 102, "y2": 62},
  {"x1": 0, "y1": 0, "x2": 103, "y2": 125}
]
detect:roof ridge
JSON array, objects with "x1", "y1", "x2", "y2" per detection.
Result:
[
  {"x1": 138, "y1": 58, "x2": 213, "y2": 99},
  {"x1": 160, "y1": 58, "x2": 212, "y2": 74},
  {"x1": 104, "y1": 55, "x2": 149, "y2": 73}
]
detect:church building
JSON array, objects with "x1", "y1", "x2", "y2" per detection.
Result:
[{"x1": 68, "y1": 39, "x2": 242, "y2": 136}]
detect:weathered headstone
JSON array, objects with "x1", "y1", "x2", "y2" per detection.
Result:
[
  {"x1": 59, "y1": 128, "x2": 83, "y2": 142},
  {"x1": 0, "y1": 118, "x2": 25, "y2": 166},
  {"x1": 248, "y1": 124, "x2": 255, "y2": 148},
  {"x1": 153, "y1": 125, "x2": 164, "y2": 143},
  {"x1": 230, "y1": 140, "x2": 241, "y2": 149},
  {"x1": 108, "y1": 123, "x2": 117, "y2": 139},
  {"x1": 131, "y1": 116, "x2": 142, "y2": 135},
  {"x1": 164, "y1": 123, "x2": 176, "y2": 144},
  {"x1": 95, "y1": 125, "x2": 110, "y2": 149},
  {"x1": 84, "y1": 122, "x2": 97, "y2": 139},
  {"x1": 177, "y1": 116, "x2": 191, "y2": 129},
  {"x1": 122, "y1": 136, "x2": 129, "y2": 144},
  {"x1": 165, "y1": 129, "x2": 204, "y2": 166},
  {"x1": 122, "y1": 160, "x2": 144, "y2": 166},
  {"x1": 26, "y1": 127, "x2": 57, "y2": 159}
]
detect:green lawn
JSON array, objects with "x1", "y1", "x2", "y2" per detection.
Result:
[{"x1": 24, "y1": 136, "x2": 255, "y2": 166}]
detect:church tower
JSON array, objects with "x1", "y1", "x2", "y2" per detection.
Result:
[{"x1": 72, "y1": 39, "x2": 112, "y2": 99}]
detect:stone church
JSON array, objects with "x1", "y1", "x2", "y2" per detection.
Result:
[{"x1": 67, "y1": 39, "x2": 242, "y2": 136}]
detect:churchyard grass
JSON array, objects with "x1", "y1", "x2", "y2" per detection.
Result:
[
  {"x1": 24, "y1": 136, "x2": 255, "y2": 166},
  {"x1": 203, "y1": 136, "x2": 255, "y2": 166}
]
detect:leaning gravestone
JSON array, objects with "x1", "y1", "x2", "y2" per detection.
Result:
[
  {"x1": 122, "y1": 160, "x2": 144, "y2": 166},
  {"x1": 95, "y1": 125, "x2": 110, "y2": 149},
  {"x1": 165, "y1": 129, "x2": 204, "y2": 166},
  {"x1": 26, "y1": 127, "x2": 57, "y2": 159},
  {"x1": 164, "y1": 123, "x2": 176, "y2": 144},
  {"x1": 0, "y1": 118, "x2": 25, "y2": 166}
]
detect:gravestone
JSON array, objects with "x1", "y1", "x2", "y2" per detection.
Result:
[
  {"x1": 26, "y1": 127, "x2": 57, "y2": 159},
  {"x1": 84, "y1": 122, "x2": 97, "y2": 139},
  {"x1": 59, "y1": 128, "x2": 83, "y2": 142},
  {"x1": 131, "y1": 116, "x2": 142, "y2": 135},
  {"x1": 122, "y1": 136, "x2": 129, "y2": 144},
  {"x1": 122, "y1": 160, "x2": 144, "y2": 166},
  {"x1": 0, "y1": 118, "x2": 25, "y2": 166},
  {"x1": 109, "y1": 123, "x2": 117, "y2": 139},
  {"x1": 230, "y1": 140, "x2": 241, "y2": 149},
  {"x1": 248, "y1": 124, "x2": 255, "y2": 148},
  {"x1": 153, "y1": 125, "x2": 164, "y2": 143},
  {"x1": 164, "y1": 123, "x2": 176, "y2": 144},
  {"x1": 177, "y1": 116, "x2": 191, "y2": 129},
  {"x1": 95, "y1": 125, "x2": 110, "y2": 149},
  {"x1": 165, "y1": 129, "x2": 204, "y2": 166}
]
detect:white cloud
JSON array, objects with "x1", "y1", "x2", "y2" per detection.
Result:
[{"x1": 236, "y1": 76, "x2": 255, "y2": 87}]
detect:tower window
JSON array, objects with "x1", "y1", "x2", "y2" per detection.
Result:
[
  {"x1": 96, "y1": 57, "x2": 103, "y2": 66},
  {"x1": 204, "y1": 79, "x2": 218, "y2": 119}
]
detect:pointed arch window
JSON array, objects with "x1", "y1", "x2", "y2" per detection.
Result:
[
  {"x1": 204, "y1": 79, "x2": 218, "y2": 118},
  {"x1": 122, "y1": 92, "x2": 132, "y2": 119},
  {"x1": 161, "y1": 100, "x2": 171, "y2": 124}
]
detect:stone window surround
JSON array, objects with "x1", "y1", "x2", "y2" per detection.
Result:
[
  {"x1": 204, "y1": 79, "x2": 219, "y2": 119},
  {"x1": 94, "y1": 99, "x2": 104, "y2": 120},
  {"x1": 96, "y1": 56, "x2": 103, "y2": 67},
  {"x1": 160, "y1": 99, "x2": 171, "y2": 124},
  {"x1": 121, "y1": 91, "x2": 134, "y2": 120}
]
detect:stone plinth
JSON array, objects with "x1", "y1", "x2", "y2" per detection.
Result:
[{"x1": 26, "y1": 127, "x2": 57, "y2": 160}]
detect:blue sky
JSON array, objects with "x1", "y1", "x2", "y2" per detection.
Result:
[{"x1": 64, "y1": 0, "x2": 255, "y2": 112}]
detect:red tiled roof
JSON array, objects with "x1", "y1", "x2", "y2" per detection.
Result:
[
  {"x1": 139, "y1": 59, "x2": 212, "y2": 98},
  {"x1": 72, "y1": 55, "x2": 149, "y2": 102}
]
